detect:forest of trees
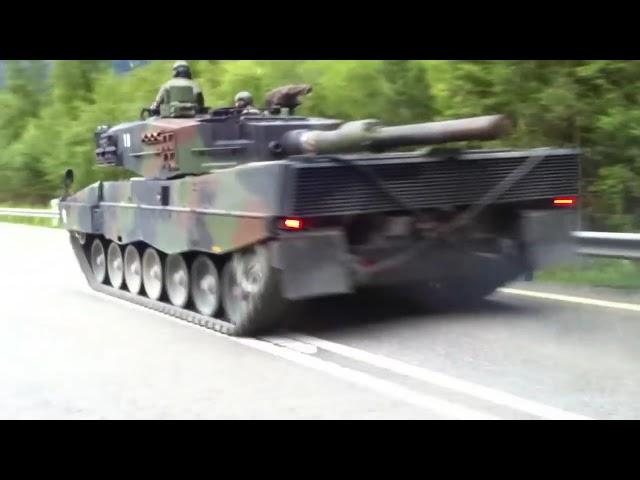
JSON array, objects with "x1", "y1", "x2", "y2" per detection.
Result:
[{"x1": 0, "y1": 60, "x2": 638, "y2": 231}]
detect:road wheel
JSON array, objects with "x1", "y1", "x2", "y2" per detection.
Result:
[
  {"x1": 90, "y1": 238, "x2": 107, "y2": 284},
  {"x1": 190, "y1": 254, "x2": 221, "y2": 316},
  {"x1": 107, "y1": 242, "x2": 124, "y2": 289},
  {"x1": 165, "y1": 253, "x2": 190, "y2": 308},
  {"x1": 221, "y1": 244, "x2": 286, "y2": 336},
  {"x1": 142, "y1": 247, "x2": 164, "y2": 301},
  {"x1": 124, "y1": 245, "x2": 143, "y2": 294}
]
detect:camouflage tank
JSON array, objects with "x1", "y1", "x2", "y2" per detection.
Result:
[{"x1": 58, "y1": 84, "x2": 581, "y2": 336}]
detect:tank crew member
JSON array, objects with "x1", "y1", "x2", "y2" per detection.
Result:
[
  {"x1": 234, "y1": 91, "x2": 261, "y2": 114},
  {"x1": 150, "y1": 61, "x2": 205, "y2": 111}
]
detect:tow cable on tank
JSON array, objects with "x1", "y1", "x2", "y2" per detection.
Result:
[{"x1": 323, "y1": 150, "x2": 549, "y2": 277}]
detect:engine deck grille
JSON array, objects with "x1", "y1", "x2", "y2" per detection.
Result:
[{"x1": 285, "y1": 149, "x2": 580, "y2": 216}]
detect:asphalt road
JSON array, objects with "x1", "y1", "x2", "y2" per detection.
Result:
[{"x1": 1, "y1": 222, "x2": 639, "y2": 420}]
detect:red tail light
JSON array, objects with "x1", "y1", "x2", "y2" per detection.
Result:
[
  {"x1": 553, "y1": 196, "x2": 577, "y2": 207},
  {"x1": 281, "y1": 218, "x2": 304, "y2": 230}
]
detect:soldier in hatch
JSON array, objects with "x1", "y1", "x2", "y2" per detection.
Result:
[
  {"x1": 150, "y1": 61, "x2": 205, "y2": 112},
  {"x1": 234, "y1": 91, "x2": 261, "y2": 115}
]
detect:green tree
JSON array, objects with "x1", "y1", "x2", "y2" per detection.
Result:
[{"x1": 379, "y1": 60, "x2": 435, "y2": 124}]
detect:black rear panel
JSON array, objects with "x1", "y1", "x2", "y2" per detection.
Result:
[{"x1": 284, "y1": 149, "x2": 580, "y2": 216}]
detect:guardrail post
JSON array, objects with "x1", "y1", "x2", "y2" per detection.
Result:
[{"x1": 50, "y1": 199, "x2": 60, "y2": 227}]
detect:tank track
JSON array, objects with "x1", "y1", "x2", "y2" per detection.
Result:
[{"x1": 69, "y1": 233, "x2": 238, "y2": 336}]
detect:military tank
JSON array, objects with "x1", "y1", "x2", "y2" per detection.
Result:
[{"x1": 58, "y1": 84, "x2": 581, "y2": 336}]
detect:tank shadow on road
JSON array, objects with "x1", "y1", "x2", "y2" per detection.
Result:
[{"x1": 282, "y1": 287, "x2": 542, "y2": 336}]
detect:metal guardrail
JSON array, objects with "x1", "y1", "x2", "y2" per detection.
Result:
[
  {"x1": 0, "y1": 200, "x2": 60, "y2": 226},
  {"x1": 572, "y1": 231, "x2": 640, "y2": 260},
  {"x1": 0, "y1": 208, "x2": 59, "y2": 218},
  {"x1": 1, "y1": 204, "x2": 639, "y2": 260}
]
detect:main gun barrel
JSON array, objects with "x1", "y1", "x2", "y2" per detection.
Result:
[{"x1": 280, "y1": 115, "x2": 513, "y2": 156}]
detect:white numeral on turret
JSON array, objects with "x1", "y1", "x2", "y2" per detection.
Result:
[{"x1": 123, "y1": 133, "x2": 131, "y2": 148}]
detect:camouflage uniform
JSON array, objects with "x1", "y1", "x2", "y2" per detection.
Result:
[
  {"x1": 150, "y1": 61, "x2": 205, "y2": 111},
  {"x1": 151, "y1": 78, "x2": 204, "y2": 110}
]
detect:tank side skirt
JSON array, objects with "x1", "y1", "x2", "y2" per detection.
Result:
[
  {"x1": 98, "y1": 202, "x2": 270, "y2": 218},
  {"x1": 94, "y1": 203, "x2": 271, "y2": 255}
]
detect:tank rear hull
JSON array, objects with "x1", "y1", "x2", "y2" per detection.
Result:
[{"x1": 59, "y1": 148, "x2": 580, "y2": 336}]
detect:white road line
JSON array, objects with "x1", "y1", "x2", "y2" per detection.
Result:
[
  {"x1": 259, "y1": 335, "x2": 318, "y2": 354},
  {"x1": 499, "y1": 288, "x2": 640, "y2": 313},
  {"x1": 234, "y1": 336, "x2": 498, "y2": 420},
  {"x1": 291, "y1": 334, "x2": 592, "y2": 421},
  {"x1": 83, "y1": 288, "x2": 497, "y2": 420}
]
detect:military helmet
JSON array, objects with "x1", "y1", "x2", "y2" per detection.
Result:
[
  {"x1": 172, "y1": 61, "x2": 192, "y2": 79},
  {"x1": 173, "y1": 61, "x2": 190, "y2": 71},
  {"x1": 234, "y1": 91, "x2": 254, "y2": 106}
]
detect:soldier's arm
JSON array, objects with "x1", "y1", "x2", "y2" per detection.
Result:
[
  {"x1": 191, "y1": 83, "x2": 205, "y2": 109},
  {"x1": 150, "y1": 84, "x2": 168, "y2": 109},
  {"x1": 195, "y1": 91, "x2": 205, "y2": 109}
]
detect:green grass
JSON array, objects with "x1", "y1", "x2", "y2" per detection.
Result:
[
  {"x1": 0, "y1": 202, "x2": 51, "y2": 209},
  {"x1": 0, "y1": 215, "x2": 60, "y2": 228},
  {"x1": 537, "y1": 258, "x2": 640, "y2": 289}
]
